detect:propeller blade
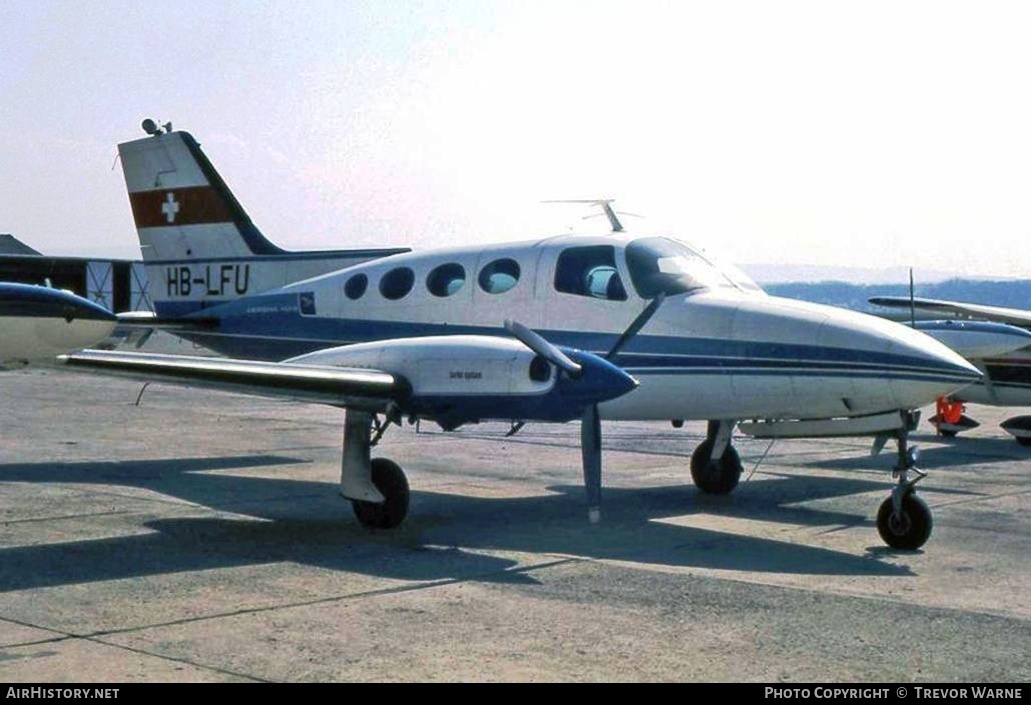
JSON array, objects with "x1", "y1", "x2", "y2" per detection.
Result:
[
  {"x1": 504, "y1": 319, "x2": 583, "y2": 378},
  {"x1": 606, "y1": 292, "x2": 666, "y2": 360},
  {"x1": 581, "y1": 404, "x2": 602, "y2": 524}
]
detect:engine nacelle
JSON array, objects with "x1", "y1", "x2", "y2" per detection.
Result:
[
  {"x1": 288, "y1": 334, "x2": 638, "y2": 429},
  {"x1": 287, "y1": 335, "x2": 554, "y2": 398}
]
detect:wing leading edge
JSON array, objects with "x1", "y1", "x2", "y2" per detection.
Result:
[{"x1": 62, "y1": 350, "x2": 410, "y2": 410}]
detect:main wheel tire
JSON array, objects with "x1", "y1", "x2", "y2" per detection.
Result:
[
  {"x1": 690, "y1": 439, "x2": 742, "y2": 495},
  {"x1": 1016, "y1": 436, "x2": 1031, "y2": 447},
  {"x1": 876, "y1": 493, "x2": 933, "y2": 550},
  {"x1": 351, "y1": 458, "x2": 410, "y2": 529},
  {"x1": 939, "y1": 429, "x2": 958, "y2": 438}
]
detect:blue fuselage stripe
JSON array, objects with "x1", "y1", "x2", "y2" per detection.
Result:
[{"x1": 157, "y1": 292, "x2": 969, "y2": 384}]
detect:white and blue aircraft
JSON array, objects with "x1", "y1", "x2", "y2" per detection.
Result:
[
  {"x1": 64, "y1": 121, "x2": 983, "y2": 549},
  {"x1": 872, "y1": 294, "x2": 1031, "y2": 443},
  {"x1": 0, "y1": 283, "x2": 116, "y2": 369}
]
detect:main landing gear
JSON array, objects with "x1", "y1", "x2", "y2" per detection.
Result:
[
  {"x1": 690, "y1": 420, "x2": 743, "y2": 495},
  {"x1": 875, "y1": 425, "x2": 933, "y2": 550},
  {"x1": 340, "y1": 409, "x2": 410, "y2": 529}
]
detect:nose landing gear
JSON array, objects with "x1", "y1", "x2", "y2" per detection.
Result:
[{"x1": 876, "y1": 424, "x2": 932, "y2": 550}]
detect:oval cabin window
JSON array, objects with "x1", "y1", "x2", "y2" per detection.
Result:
[
  {"x1": 379, "y1": 267, "x2": 415, "y2": 300},
  {"x1": 344, "y1": 273, "x2": 368, "y2": 300},
  {"x1": 478, "y1": 258, "x2": 521, "y2": 294},
  {"x1": 426, "y1": 263, "x2": 466, "y2": 297}
]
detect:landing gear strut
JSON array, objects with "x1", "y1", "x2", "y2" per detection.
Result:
[
  {"x1": 690, "y1": 420, "x2": 742, "y2": 495},
  {"x1": 340, "y1": 409, "x2": 410, "y2": 529},
  {"x1": 876, "y1": 422, "x2": 932, "y2": 550}
]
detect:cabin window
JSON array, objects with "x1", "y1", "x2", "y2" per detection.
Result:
[
  {"x1": 344, "y1": 273, "x2": 368, "y2": 300},
  {"x1": 426, "y1": 262, "x2": 466, "y2": 297},
  {"x1": 478, "y1": 258, "x2": 521, "y2": 294},
  {"x1": 554, "y1": 245, "x2": 628, "y2": 301},
  {"x1": 379, "y1": 267, "x2": 415, "y2": 300}
]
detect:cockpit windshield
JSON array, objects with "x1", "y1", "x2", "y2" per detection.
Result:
[{"x1": 624, "y1": 237, "x2": 764, "y2": 297}]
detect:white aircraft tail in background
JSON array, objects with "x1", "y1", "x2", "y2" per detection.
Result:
[{"x1": 871, "y1": 294, "x2": 1031, "y2": 443}]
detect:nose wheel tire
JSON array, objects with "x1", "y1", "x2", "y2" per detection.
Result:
[
  {"x1": 352, "y1": 458, "x2": 410, "y2": 529},
  {"x1": 876, "y1": 493, "x2": 932, "y2": 550},
  {"x1": 690, "y1": 439, "x2": 742, "y2": 495}
]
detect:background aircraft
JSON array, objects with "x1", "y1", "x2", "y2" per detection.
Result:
[
  {"x1": 0, "y1": 283, "x2": 116, "y2": 369},
  {"x1": 65, "y1": 121, "x2": 982, "y2": 550},
  {"x1": 871, "y1": 295, "x2": 1031, "y2": 444}
]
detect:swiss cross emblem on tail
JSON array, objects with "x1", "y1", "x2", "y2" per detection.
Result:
[
  {"x1": 161, "y1": 193, "x2": 180, "y2": 223},
  {"x1": 128, "y1": 186, "x2": 233, "y2": 229}
]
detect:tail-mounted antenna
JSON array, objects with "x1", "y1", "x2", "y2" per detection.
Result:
[{"x1": 141, "y1": 118, "x2": 173, "y2": 136}]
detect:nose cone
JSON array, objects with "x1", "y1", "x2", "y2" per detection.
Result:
[
  {"x1": 771, "y1": 297, "x2": 981, "y2": 412},
  {"x1": 880, "y1": 319, "x2": 983, "y2": 405},
  {"x1": 705, "y1": 293, "x2": 981, "y2": 419}
]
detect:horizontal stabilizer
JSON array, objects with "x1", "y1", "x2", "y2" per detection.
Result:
[{"x1": 116, "y1": 311, "x2": 219, "y2": 332}]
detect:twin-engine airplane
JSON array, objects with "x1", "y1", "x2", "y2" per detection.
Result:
[
  {"x1": 0, "y1": 283, "x2": 116, "y2": 369},
  {"x1": 64, "y1": 120, "x2": 982, "y2": 549},
  {"x1": 871, "y1": 295, "x2": 1031, "y2": 443}
]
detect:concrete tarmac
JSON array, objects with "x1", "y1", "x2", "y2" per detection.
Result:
[{"x1": 0, "y1": 368, "x2": 1029, "y2": 682}]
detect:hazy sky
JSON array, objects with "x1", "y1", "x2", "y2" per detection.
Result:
[{"x1": 3, "y1": 1, "x2": 1031, "y2": 278}]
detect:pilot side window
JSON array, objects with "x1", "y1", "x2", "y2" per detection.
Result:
[
  {"x1": 554, "y1": 245, "x2": 628, "y2": 301},
  {"x1": 344, "y1": 273, "x2": 368, "y2": 300},
  {"x1": 426, "y1": 263, "x2": 466, "y2": 297},
  {"x1": 478, "y1": 258, "x2": 521, "y2": 294},
  {"x1": 379, "y1": 267, "x2": 415, "y2": 300}
]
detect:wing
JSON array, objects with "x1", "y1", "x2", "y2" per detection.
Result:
[
  {"x1": 869, "y1": 296, "x2": 1031, "y2": 328},
  {"x1": 62, "y1": 350, "x2": 411, "y2": 411}
]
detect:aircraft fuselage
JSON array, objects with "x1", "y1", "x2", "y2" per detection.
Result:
[{"x1": 175, "y1": 234, "x2": 978, "y2": 423}]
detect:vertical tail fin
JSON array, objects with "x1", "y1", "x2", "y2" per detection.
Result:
[{"x1": 118, "y1": 121, "x2": 407, "y2": 317}]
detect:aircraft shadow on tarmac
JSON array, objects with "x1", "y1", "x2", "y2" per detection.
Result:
[
  {"x1": 0, "y1": 453, "x2": 921, "y2": 594},
  {"x1": 796, "y1": 434, "x2": 1030, "y2": 472}
]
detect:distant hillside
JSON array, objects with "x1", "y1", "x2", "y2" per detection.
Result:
[
  {"x1": 743, "y1": 263, "x2": 965, "y2": 285},
  {"x1": 765, "y1": 279, "x2": 1031, "y2": 314}
]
